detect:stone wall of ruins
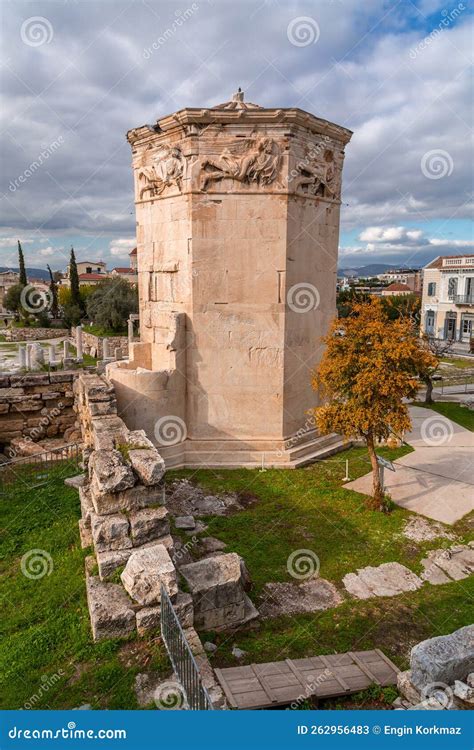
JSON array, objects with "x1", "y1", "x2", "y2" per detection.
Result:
[{"x1": 0, "y1": 371, "x2": 78, "y2": 449}]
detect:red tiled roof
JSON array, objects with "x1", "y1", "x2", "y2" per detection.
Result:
[
  {"x1": 112, "y1": 267, "x2": 136, "y2": 274},
  {"x1": 385, "y1": 282, "x2": 411, "y2": 291},
  {"x1": 129, "y1": 247, "x2": 137, "y2": 255},
  {"x1": 78, "y1": 273, "x2": 105, "y2": 281}
]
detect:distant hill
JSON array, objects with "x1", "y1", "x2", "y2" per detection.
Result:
[
  {"x1": 0, "y1": 266, "x2": 53, "y2": 281},
  {"x1": 337, "y1": 263, "x2": 418, "y2": 277}
]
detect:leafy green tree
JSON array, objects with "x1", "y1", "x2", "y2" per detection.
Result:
[
  {"x1": 47, "y1": 265, "x2": 59, "y2": 318},
  {"x1": 3, "y1": 283, "x2": 23, "y2": 314},
  {"x1": 62, "y1": 303, "x2": 83, "y2": 328},
  {"x1": 86, "y1": 278, "x2": 138, "y2": 333},
  {"x1": 18, "y1": 240, "x2": 27, "y2": 286}
]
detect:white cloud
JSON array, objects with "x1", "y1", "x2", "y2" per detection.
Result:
[
  {"x1": 109, "y1": 238, "x2": 136, "y2": 257},
  {"x1": 39, "y1": 247, "x2": 56, "y2": 257}
]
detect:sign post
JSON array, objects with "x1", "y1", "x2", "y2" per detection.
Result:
[{"x1": 376, "y1": 454, "x2": 395, "y2": 492}]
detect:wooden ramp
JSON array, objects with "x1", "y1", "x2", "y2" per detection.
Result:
[{"x1": 215, "y1": 649, "x2": 399, "y2": 709}]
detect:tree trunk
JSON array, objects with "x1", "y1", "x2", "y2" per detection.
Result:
[
  {"x1": 424, "y1": 376, "x2": 434, "y2": 404},
  {"x1": 366, "y1": 433, "x2": 383, "y2": 510}
]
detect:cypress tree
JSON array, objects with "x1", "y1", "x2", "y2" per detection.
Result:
[
  {"x1": 47, "y1": 264, "x2": 59, "y2": 318},
  {"x1": 18, "y1": 240, "x2": 27, "y2": 286},
  {"x1": 69, "y1": 247, "x2": 82, "y2": 310}
]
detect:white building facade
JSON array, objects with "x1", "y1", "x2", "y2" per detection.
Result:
[{"x1": 421, "y1": 255, "x2": 474, "y2": 344}]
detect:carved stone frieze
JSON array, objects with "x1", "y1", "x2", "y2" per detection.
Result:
[
  {"x1": 200, "y1": 137, "x2": 282, "y2": 191},
  {"x1": 292, "y1": 146, "x2": 342, "y2": 200},
  {"x1": 137, "y1": 145, "x2": 185, "y2": 200}
]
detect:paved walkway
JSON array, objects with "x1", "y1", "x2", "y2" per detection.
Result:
[{"x1": 345, "y1": 406, "x2": 474, "y2": 524}]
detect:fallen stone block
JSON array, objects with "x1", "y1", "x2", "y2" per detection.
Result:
[
  {"x1": 90, "y1": 483, "x2": 165, "y2": 515},
  {"x1": 453, "y1": 680, "x2": 474, "y2": 703},
  {"x1": 129, "y1": 507, "x2": 170, "y2": 546},
  {"x1": 65, "y1": 474, "x2": 86, "y2": 489},
  {"x1": 121, "y1": 544, "x2": 178, "y2": 606},
  {"x1": 97, "y1": 549, "x2": 133, "y2": 580},
  {"x1": 136, "y1": 591, "x2": 194, "y2": 635},
  {"x1": 86, "y1": 576, "x2": 136, "y2": 641},
  {"x1": 89, "y1": 449, "x2": 135, "y2": 495},
  {"x1": 175, "y1": 516, "x2": 196, "y2": 530},
  {"x1": 410, "y1": 625, "x2": 474, "y2": 690},
  {"x1": 78, "y1": 519, "x2": 93, "y2": 549},
  {"x1": 423, "y1": 545, "x2": 474, "y2": 582},
  {"x1": 180, "y1": 553, "x2": 255, "y2": 631},
  {"x1": 129, "y1": 448, "x2": 165, "y2": 486},
  {"x1": 79, "y1": 485, "x2": 94, "y2": 528},
  {"x1": 91, "y1": 513, "x2": 132, "y2": 553},
  {"x1": 343, "y1": 562, "x2": 423, "y2": 599},
  {"x1": 90, "y1": 416, "x2": 129, "y2": 450}
]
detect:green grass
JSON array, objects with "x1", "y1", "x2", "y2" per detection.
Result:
[
  {"x1": 1, "y1": 445, "x2": 473, "y2": 710},
  {"x1": 0, "y1": 462, "x2": 169, "y2": 710},
  {"x1": 440, "y1": 357, "x2": 474, "y2": 369},
  {"x1": 415, "y1": 401, "x2": 474, "y2": 432},
  {"x1": 82, "y1": 324, "x2": 127, "y2": 337}
]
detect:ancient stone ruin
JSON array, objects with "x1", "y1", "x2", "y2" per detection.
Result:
[
  {"x1": 71, "y1": 371, "x2": 263, "y2": 706},
  {"x1": 107, "y1": 90, "x2": 352, "y2": 468}
]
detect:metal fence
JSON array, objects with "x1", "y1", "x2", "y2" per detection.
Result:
[
  {"x1": 0, "y1": 442, "x2": 82, "y2": 492},
  {"x1": 160, "y1": 583, "x2": 214, "y2": 710}
]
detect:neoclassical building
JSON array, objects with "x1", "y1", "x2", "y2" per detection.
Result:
[
  {"x1": 108, "y1": 91, "x2": 352, "y2": 468},
  {"x1": 421, "y1": 254, "x2": 474, "y2": 346}
]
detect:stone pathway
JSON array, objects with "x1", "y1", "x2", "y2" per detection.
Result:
[
  {"x1": 345, "y1": 406, "x2": 474, "y2": 524},
  {"x1": 342, "y1": 543, "x2": 474, "y2": 600},
  {"x1": 259, "y1": 578, "x2": 343, "y2": 618}
]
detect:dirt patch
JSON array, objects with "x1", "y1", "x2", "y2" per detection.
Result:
[
  {"x1": 118, "y1": 640, "x2": 159, "y2": 670},
  {"x1": 66, "y1": 661, "x2": 93, "y2": 686},
  {"x1": 403, "y1": 517, "x2": 456, "y2": 543},
  {"x1": 166, "y1": 479, "x2": 255, "y2": 518},
  {"x1": 259, "y1": 578, "x2": 344, "y2": 618}
]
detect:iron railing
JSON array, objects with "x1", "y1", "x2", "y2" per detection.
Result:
[
  {"x1": 0, "y1": 442, "x2": 82, "y2": 491},
  {"x1": 451, "y1": 294, "x2": 474, "y2": 305},
  {"x1": 160, "y1": 583, "x2": 214, "y2": 710}
]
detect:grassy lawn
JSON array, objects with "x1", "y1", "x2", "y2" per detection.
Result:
[
  {"x1": 415, "y1": 401, "x2": 474, "y2": 432},
  {"x1": 440, "y1": 357, "x2": 474, "y2": 369},
  {"x1": 1, "y1": 445, "x2": 472, "y2": 710},
  {"x1": 0, "y1": 462, "x2": 169, "y2": 710}
]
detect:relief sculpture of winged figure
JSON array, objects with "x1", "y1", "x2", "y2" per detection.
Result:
[
  {"x1": 294, "y1": 148, "x2": 340, "y2": 199},
  {"x1": 201, "y1": 137, "x2": 281, "y2": 191},
  {"x1": 137, "y1": 146, "x2": 184, "y2": 200}
]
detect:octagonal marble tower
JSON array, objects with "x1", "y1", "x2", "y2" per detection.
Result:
[{"x1": 108, "y1": 91, "x2": 352, "y2": 468}]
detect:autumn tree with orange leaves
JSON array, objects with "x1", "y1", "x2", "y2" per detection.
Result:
[{"x1": 312, "y1": 298, "x2": 436, "y2": 511}]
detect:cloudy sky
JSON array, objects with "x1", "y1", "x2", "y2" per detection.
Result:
[{"x1": 0, "y1": 0, "x2": 472, "y2": 273}]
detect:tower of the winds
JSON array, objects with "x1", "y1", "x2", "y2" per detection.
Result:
[{"x1": 108, "y1": 90, "x2": 352, "y2": 468}]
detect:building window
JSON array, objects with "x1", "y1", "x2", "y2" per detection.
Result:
[
  {"x1": 425, "y1": 311, "x2": 435, "y2": 334},
  {"x1": 447, "y1": 277, "x2": 458, "y2": 299},
  {"x1": 427, "y1": 282, "x2": 436, "y2": 296},
  {"x1": 86, "y1": 267, "x2": 92, "y2": 274}
]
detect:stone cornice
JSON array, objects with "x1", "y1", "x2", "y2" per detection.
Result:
[{"x1": 127, "y1": 108, "x2": 352, "y2": 146}]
